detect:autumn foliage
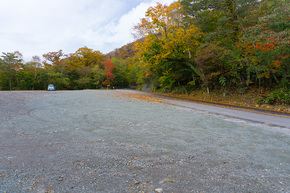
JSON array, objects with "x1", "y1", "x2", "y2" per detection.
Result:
[
  {"x1": 0, "y1": 0, "x2": 289, "y2": 105},
  {"x1": 130, "y1": 0, "x2": 289, "y2": 104},
  {"x1": 102, "y1": 60, "x2": 115, "y2": 86}
]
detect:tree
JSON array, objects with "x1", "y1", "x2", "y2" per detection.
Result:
[
  {"x1": 91, "y1": 65, "x2": 106, "y2": 88},
  {"x1": 102, "y1": 60, "x2": 115, "y2": 87},
  {"x1": 240, "y1": 0, "x2": 290, "y2": 89},
  {"x1": 69, "y1": 47, "x2": 104, "y2": 68},
  {"x1": 68, "y1": 47, "x2": 105, "y2": 89},
  {"x1": 134, "y1": 2, "x2": 203, "y2": 90},
  {"x1": 0, "y1": 58, "x2": 4, "y2": 90},
  {"x1": 180, "y1": 0, "x2": 259, "y2": 41},
  {"x1": 112, "y1": 58, "x2": 128, "y2": 88},
  {"x1": 43, "y1": 50, "x2": 68, "y2": 76},
  {"x1": 42, "y1": 50, "x2": 71, "y2": 89},
  {"x1": 24, "y1": 56, "x2": 42, "y2": 90},
  {"x1": 43, "y1": 50, "x2": 65, "y2": 65},
  {"x1": 1, "y1": 51, "x2": 23, "y2": 90}
]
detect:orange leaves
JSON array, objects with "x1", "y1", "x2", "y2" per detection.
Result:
[
  {"x1": 255, "y1": 41, "x2": 276, "y2": 51},
  {"x1": 272, "y1": 60, "x2": 281, "y2": 68}
]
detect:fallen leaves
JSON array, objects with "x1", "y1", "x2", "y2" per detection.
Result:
[
  {"x1": 163, "y1": 178, "x2": 174, "y2": 183},
  {"x1": 117, "y1": 92, "x2": 163, "y2": 104}
]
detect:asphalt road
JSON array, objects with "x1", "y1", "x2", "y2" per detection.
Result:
[
  {"x1": 121, "y1": 90, "x2": 290, "y2": 135},
  {"x1": 0, "y1": 90, "x2": 289, "y2": 193}
]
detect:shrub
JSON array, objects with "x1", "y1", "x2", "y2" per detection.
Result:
[{"x1": 258, "y1": 88, "x2": 290, "y2": 105}]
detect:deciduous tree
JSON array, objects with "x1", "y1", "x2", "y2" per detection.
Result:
[
  {"x1": 1, "y1": 51, "x2": 23, "y2": 90},
  {"x1": 102, "y1": 60, "x2": 115, "y2": 86}
]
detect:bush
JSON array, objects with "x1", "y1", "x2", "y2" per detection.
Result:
[{"x1": 258, "y1": 88, "x2": 290, "y2": 105}]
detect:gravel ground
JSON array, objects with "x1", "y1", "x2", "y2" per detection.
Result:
[{"x1": 0, "y1": 90, "x2": 289, "y2": 193}]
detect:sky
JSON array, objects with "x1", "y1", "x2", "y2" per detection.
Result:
[{"x1": 0, "y1": 0, "x2": 175, "y2": 62}]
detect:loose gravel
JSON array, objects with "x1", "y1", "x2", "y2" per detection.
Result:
[{"x1": 0, "y1": 90, "x2": 289, "y2": 192}]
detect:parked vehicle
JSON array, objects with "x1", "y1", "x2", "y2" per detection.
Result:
[{"x1": 47, "y1": 84, "x2": 55, "y2": 91}]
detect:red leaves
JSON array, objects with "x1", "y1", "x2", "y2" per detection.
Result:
[{"x1": 102, "y1": 60, "x2": 115, "y2": 86}]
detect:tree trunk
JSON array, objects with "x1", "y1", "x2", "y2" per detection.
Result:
[{"x1": 9, "y1": 62, "x2": 12, "y2": 91}]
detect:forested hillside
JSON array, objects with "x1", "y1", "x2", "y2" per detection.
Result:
[
  {"x1": 131, "y1": 0, "x2": 289, "y2": 105},
  {"x1": 0, "y1": 0, "x2": 289, "y2": 105}
]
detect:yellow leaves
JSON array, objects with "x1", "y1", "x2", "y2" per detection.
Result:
[
  {"x1": 133, "y1": 2, "x2": 203, "y2": 84},
  {"x1": 69, "y1": 47, "x2": 105, "y2": 69},
  {"x1": 134, "y1": 2, "x2": 185, "y2": 37}
]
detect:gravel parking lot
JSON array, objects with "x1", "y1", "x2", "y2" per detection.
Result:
[{"x1": 0, "y1": 90, "x2": 289, "y2": 192}]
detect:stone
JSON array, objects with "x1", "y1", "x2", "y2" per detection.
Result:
[
  {"x1": 57, "y1": 176, "x2": 64, "y2": 181},
  {"x1": 133, "y1": 179, "x2": 140, "y2": 184},
  {"x1": 155, "y1": 188, "x2": 163, "y2": 193}
]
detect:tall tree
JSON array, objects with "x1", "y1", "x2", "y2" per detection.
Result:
[
  {"x1": 1, "y1": 51, "x2": 22, "y2": 90},
  {"x1": 69, "y1": 47, "x2": 105, "y2": 89},
  {"x1": 240, "y1": 0, "x2": 290, "y2": 89},
  {"x1": 30, "y1": 56, "x2": 42, "y2": 90},
  {"x1": 102, "y1": 60, "x2": 115, "y2": 87},
  {"x1": 43, "y1": 50, "x2": 70, "y2": 89},
  {"x1": 180, "y1": 0, "x2": 259, "y2": 42},
  {"x1": 134, "y1": 2, "x2": 203, "y2": 90}
]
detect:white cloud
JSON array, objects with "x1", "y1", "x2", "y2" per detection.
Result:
[{"x1": 0, "y1": 0, "x2": 176, "y2": 62}]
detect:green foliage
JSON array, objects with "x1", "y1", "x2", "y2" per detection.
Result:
[
  {"x1": 112, "y1": 58, "x2": 129, "y2": 88},
  {"x1": 159, "y1": 71, "x2": 176, "y2": 90},
  {"x1": 258, "y1": 88, "x2": 290, "y2": 105},
  {"x1": 219, "y1": 76, "x2": 226, "y2": 87}
]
